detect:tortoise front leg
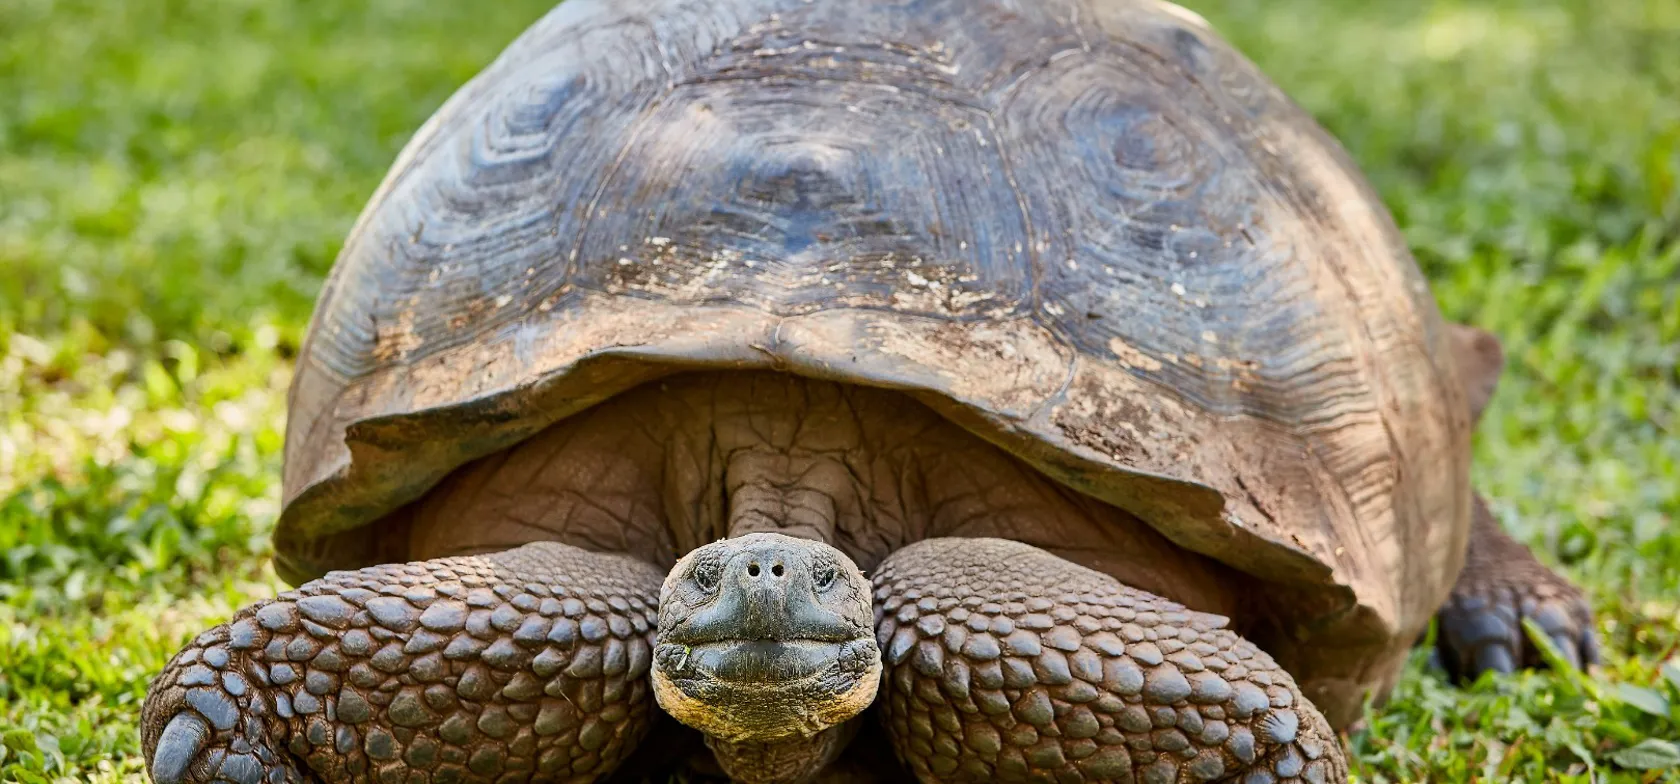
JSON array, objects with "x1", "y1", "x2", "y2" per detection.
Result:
[
  {"x1": 141, "y1": 543, "x2": 665, "y2": 784},
  {"x1": 872, "y1": 538, "x2": 1347, "y2": 784}
]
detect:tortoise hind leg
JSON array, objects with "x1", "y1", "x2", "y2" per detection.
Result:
[
  {"x1": 1435, "y1": 326, "x2": 1598, "y2": 678},
  {"x1": 1434, "y1": 494, "x2": 1598, "y2": 680},
  {"x1": 871, "y1": 538, "x2": 1346, "y2": 783},
  {"x1": 141, "y1": 542, "x2": 665, "y2": 783}
]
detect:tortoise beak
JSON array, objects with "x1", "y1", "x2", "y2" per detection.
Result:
[{"x1": 652, "y1": 533, "x2": 881, "y2": 742}]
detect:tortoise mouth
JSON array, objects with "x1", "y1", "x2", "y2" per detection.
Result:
[{"x1": 656, "y1": 638, "x2": 877, "y2": 684}]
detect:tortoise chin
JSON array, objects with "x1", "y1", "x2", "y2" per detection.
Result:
[{"x1": 651, "y1": 637, "x2": 882, "y2": 742}]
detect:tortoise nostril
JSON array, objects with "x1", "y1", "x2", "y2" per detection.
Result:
[
  {"x1": 748, "y1": 562, "x2": 761, "y2": 577},
  {"x1": 772, "y1": 563, "x2": 784, "y2": 577}
]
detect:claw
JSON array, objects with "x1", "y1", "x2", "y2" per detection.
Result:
[
  {"x1": 1472, "y1": 644, "x2": 1515, "y2": 676},
  {"x1": 152, "y1": 712, "x2": 210, "y2": 784},
  {"x1": 1582, "y1": 627, "x2": 1602, "y2": 666},
  {"x1": 1548, "y1": 633, "x2": 1582, "y2": 669},
  {"x1": 1423, "y1": 644, "x2": 1446, "y2": 675},
  {"x1": 1531, "y1": 602, "x2": 1571, "y2": 630}
]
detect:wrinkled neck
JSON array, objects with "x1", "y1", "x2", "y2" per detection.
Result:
[
  {"x1": 724, "y1": 449, "x2": 846, "y2": 544},
  {"x1": 705, "y1": 720, "x2": 858, "y2": 784}
]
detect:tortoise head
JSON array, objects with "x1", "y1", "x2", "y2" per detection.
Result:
[{"x1": 652, "y1": 533, "x2": 881, "y2": 742}]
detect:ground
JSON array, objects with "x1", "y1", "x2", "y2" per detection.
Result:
[{"x1": 0, "y1": 0, "x2": 1676, "y2": 781}]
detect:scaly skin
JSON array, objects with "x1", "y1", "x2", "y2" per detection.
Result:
[
  {"x1": 1435, "y1": 495, "x2": 1598, "y2": 681},
  {"x1": 140, "y1": 543, "x2": 665, "y2": 784},
  {"x1": 871, "y1": 538, "x2": 1347, "y2": 784},
  {"x1": 703, "y1": 723, "x2": 859, "y2": 784}
]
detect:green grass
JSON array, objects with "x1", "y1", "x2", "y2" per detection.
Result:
[{"x1": 0, "y1": 0, "x2": 1675, "y2": 780}]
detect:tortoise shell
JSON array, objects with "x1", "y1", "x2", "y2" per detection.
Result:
[{"x1": 279, "y1": 0, "x2": 1473, "y2": 720}]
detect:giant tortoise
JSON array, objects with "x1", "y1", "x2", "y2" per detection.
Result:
[{"x1": 140, "y1": 0, "x2": 1597, "y2": 781}]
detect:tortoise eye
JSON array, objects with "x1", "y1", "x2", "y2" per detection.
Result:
[
  {"x1": 693, "y1": 558, "x2": 722, "y2": 591},
  {"x1": 814, "y1": 565, "x2": 838, "y2": 591}
]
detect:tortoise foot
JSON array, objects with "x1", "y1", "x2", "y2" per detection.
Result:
[
  {"x1": 871, "y1": 538, "x2": 1349, "y2": 783},
  {"x1": 142, "y1": 664, "x2": 305, "y2": 784},
  {"x1": 1435, "y1": 496, "x2": 1598, "y2": 680},
  {"x1": 142, "y1": 543, "x2": 666, "y2": 783}
]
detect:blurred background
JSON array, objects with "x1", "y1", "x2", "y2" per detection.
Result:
[{"x1": 0, "y1": 0, "x2": 1676, "y2": 780}]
